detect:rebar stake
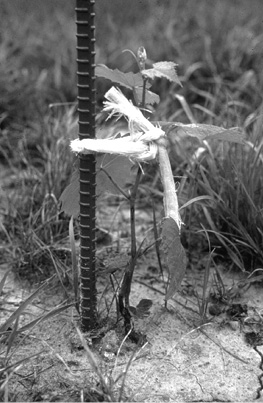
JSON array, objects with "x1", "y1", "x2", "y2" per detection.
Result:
[{"x1": 75, "y1": 0, "x2": 97, "y2": 331}]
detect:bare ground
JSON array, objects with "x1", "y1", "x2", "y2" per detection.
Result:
[{"x1": 1, "y1": 203, "x2": 263, "y2": 402}]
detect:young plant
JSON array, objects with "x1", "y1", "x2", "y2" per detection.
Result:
[{"x1": 60, "y1": 47, "x2": 245, "y2": 335}]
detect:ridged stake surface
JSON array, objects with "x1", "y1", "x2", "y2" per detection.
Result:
[{"x1": 76, "y1": 0, "x2": 97, "y2": 331}]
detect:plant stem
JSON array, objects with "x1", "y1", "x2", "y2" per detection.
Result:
[
  {"x1": 141, "y1": 77, "x2": 147, "y2": 110},
  {"x1": 118, "y1": 76, "x2": 148, "y2": 330},
  {"x1": 100, "y1": 167, "x2": 129, "y2": 199},
  {"x1": 118, "y1": 166, "x2": 142, "y2": 308}
]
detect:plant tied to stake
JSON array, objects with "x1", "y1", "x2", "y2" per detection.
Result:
[
  {"x1": 61, "y1": 46, "x2": 245, "y2": 333},
  {"x1": 71, "y1": 83, "x2": 186, "y2": 300}
]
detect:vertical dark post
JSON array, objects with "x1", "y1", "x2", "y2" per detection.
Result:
[{"x1": 75, "y1": 0, "x2": 97, "y2": 330}]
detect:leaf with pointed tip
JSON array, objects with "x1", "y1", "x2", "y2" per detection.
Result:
[
  {"x1": 161, "y1": 217, "x2": 187, "y2": 300},
  {"x1": 96, "y1": 64, "x2": 143, "y2": 90},
  {"x1": 161, "y1": 122, "x2": 245, "y2": 144},
  {"x1": 142, "y1": 62, "x2": 182, "y2": 86},
  {"x1": 59, "y1": 155, "x2": 133, "y2": 217}
]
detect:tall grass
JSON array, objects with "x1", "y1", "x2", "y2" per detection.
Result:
[
  {"x1": 198, "y1": 122, "x2": 263, "y2": 271},
  {"x1": 1, "y1": 107, "x2": 77, "y2": 279}
]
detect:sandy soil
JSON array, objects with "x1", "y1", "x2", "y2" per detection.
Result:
[{"x1": 1, "y1": 205, "x2": 263, "y2": 402}]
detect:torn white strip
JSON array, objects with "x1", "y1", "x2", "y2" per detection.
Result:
[
  {"x1": 70, "y1": 137, "x2": 158, "y2": 161},
  {"x1": 158, "y1": 143, "x2": 182, "y2": 230},
  {"x1": 103, "y1": 87, "x2": 165, "y2": 140}
]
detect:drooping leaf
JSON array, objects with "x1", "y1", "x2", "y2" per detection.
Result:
[
  {"x1": 60, "y1": 154, "x2": 134, "y2": 217},
  {"x1": 96, "y1": 64, "x2": 143, "y2": 90},
  {"x1": 142, "y1": 62, "x2": 182, "y2": 86},
  {"x1": 161, "y1": 122, "x2": 245, "y2": 144},
  {"x1": 128, "y1": 299, "x2": 153, "y2": 319},
  {"x1": 96, "y1": 153, "x2": 134, "y2": 196},
  {"x1": 161, "y1": 217, "x2": 187, "y2": 300}
]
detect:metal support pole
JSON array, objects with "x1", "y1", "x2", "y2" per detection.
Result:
[{"x1": 75, "y1": 0, "x2": 97, "y2": 331}]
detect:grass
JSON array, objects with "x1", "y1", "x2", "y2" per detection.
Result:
[
  {"x1": 0, "y1": 0, "x2": 263, "y2": 400},
  {"x1": 1, "y1": 106, "x2": 77, "y2": 280}
]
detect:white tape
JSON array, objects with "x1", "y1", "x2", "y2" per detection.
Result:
[
  {"x1": 70, "y1": 137, "x2": 158, "y2": 161},
  {"x1": 103, "y1": 87, "x2": 165, "y2": 141},
  {"x1": 71, "y1": 87, "x2": 165, "y2": 162}
]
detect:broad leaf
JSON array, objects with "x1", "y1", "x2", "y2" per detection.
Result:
[
  {"x1": 60, "y1": 154, "x2": 133, "y2": 217},
  {"x1": 96, "y1": 64, "x2": 143, "y2": 90},
  {"x1": 161, "y1": 217, "x2": 187, "y2": 300},
  {"x1": 161, "y1": 122, "x2": 245, "y2": 144},
  {"x1": 96, "y1": 153, "x2": 134, "y2": 197},
  {"x1": 59, "y1": 169, "x2": 79, "y2": 218},
  {"x1": 128, "y1": 299, "x2": 153, "y2": 319},
  {"x1": 96, "y1": 64, "x2": 159, "y2": 105},
  {"x1": 142, "y1": 61, "x2": 182, "y2": 86},
  {"x1": 136, "y1": 298, "x2": 153, "y2": 318}
]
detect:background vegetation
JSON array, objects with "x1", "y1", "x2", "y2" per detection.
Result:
[{"x1": 1, "y1": 0, "x2": 263, "y2": 281}]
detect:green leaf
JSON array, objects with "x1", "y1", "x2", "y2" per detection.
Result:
[
  {"x1": 128, "y1": 299, "x2": 153, "y2": 319},
  {"x1": 59, "y1": 154, "x2": 133, "y2": 217},
  {"x1": 142, "y1": 61, "x2": 182, "y2": 86},
  {"x1": 96, "y1": 153, "x2": 134, "y2": 197},
  {"x1": 96, "y1": 64, "x2": 143, "y2": 89},
  {"x1": 96, "y1": 64, "x2": 161, "y2": 106},
  {"x1": 135, "y1": 87, "x2": 160, "y2": 105},
  {"x1": 161, "y1": 217, "x2": 187, "y2": 300},
  {"x1": 162, "y1": 122, "x2": 245, "y2": 144},
  {"x1": 59, "y1": 170, "x2": 79, "y2": 218},
  {"x1": 136, "y1": 298, "x2": 153, "y2": 318}
]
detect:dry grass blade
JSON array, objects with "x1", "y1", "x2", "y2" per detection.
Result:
[
  {"x1": 76, "y1": 327, "x2": 115, "y2": 401},
  {"x1": 16, "y1": 302, "x2": 74, "y2": 335},
  {"x1": 0, "y1": 269, "x2": 11, "y2": 295},
  {"x1": 4, "y1": 316, "x2": 19, "y2": 360},
  {"x1": 179, "y1": 195, "x2": 213, "y2": 211},
  {"x1": 116, "y1": 341, "x2": 149, "y2": 402},
  {"x1": 0, "y1": 281, "x2": 47, "y2": 334},
  {"x1": 201, "y1": 206, "x2": 245, "y2": 270},
  {"x1": 0, "y1": 352, "x2": 44, "y2": 377}
]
